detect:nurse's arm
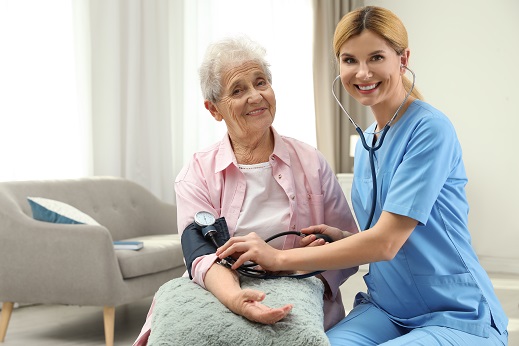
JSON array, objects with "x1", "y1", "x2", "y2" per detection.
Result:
[
  {"x1": 363, "y1": 211, "x2": 418, "y2": 260},
  {"x1": 218, "y1": 211, "x2": 417, "y2": 272}
]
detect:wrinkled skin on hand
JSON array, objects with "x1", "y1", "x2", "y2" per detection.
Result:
[
  {"x1": 300, "y1": 224, "x2": 347, "y2": 242},
  {"x1": 228, "y1": 288, "x2": 293, "y2": 324}
]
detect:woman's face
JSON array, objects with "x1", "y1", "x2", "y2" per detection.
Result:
[
  {"x1": 338, "y1": 30, "x2": 408, "y2": 108},
  {"x1": 206, "y1": 61, "x2": 276, "y2": 142}
]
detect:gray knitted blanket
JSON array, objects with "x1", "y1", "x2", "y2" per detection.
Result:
[{"x1": 148, "y1": 276, "x2": 330, "y2": 346}]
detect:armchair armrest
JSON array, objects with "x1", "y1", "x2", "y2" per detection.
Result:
[{"x1": 0, "y1": 215, "x2": 123, "y2": 305}]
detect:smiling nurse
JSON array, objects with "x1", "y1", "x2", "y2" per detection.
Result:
[{"x1": 217, "y1": 6, "x2": 509, "y2": 345}]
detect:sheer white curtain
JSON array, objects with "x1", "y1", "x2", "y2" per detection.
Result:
[
  {"x1": 72, "y1": 0, "x2": 178, "y2": 202},
  {"x1": 0, "y1": 0, "x2": 88, "y2": 181}
]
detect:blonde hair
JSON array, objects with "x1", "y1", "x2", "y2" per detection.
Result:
[{"x1": 333, "y1": 6, "x2": 423, "y2": 100}]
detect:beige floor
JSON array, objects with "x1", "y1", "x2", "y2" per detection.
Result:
[{"x1": 1, "y1": 269, "x2": 518, "y2": 345}]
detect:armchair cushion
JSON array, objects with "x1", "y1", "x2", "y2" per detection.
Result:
[
  {"x1": 116, "y1": 234, "x2": 184, "y2": 279},
  {"x1": 27, "y1": 197, "x2": 99, "y2": 225}
]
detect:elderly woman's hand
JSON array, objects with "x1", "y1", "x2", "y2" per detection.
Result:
[
  {"x1": 228, "y1": 289, "x2": 293, "y2": 324},
  {"x1": 300, "y1": 224, "x2": 347, "y2": 244},
  {"x1": 299, "y1": 232, "x2": 332, "y2": 247}
]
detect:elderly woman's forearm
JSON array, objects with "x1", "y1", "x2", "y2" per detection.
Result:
[{"x1": 204, "y1": 261, "x2": 241, "y2": 307}]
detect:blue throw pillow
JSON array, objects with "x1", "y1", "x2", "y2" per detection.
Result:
[{"x1": 27, "y1": 197, "x2": 99, "y2": 225}]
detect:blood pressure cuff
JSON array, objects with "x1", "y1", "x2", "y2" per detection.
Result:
[{"x1": 181, "y1": 217, "x2": 231, "y2": 279}]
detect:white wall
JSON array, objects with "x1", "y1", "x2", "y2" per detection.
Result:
[{"x1": 363, "y1": 0, "x2": 519, "y2": 273}]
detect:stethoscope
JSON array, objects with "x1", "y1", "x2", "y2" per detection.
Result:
[
  {"x1": 213, "y1": 230, "x2": 332, "y2": 279},
  {"x1": 332, "y1": 65, "x2": 416, "y2": 230}
]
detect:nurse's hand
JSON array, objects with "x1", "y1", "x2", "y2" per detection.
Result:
[{"x1": 216, "y1": 232, "x2": 281, "y2": 271}]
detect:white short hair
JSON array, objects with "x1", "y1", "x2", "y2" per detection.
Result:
[{"x1": 199, "y1": 36, "x2": 272, "y2": 103}]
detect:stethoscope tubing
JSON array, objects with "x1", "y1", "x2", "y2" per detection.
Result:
[
  {"x1": 333, "y1": 66, "x2": 416, "y2": 230},
  {"x1": 355, "y1": 125, "x2": 391, "y2": 230},
  {"x1": 218, "y1": 231, "x2": 326, "y2": 279}
]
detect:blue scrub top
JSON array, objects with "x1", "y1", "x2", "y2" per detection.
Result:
[{"x1": 351, "y1": 100, "x2": 508, "y2": 337}]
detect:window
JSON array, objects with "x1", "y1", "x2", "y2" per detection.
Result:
[{"x1": 0, "y1": 0, "x2": 87, "y2": 181}]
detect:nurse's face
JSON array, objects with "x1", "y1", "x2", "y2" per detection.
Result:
[
  {"x1": 338, "y1": 30, "x2": 407, "y2": 108},
  {"x1": 205, "y1": 61, "x2": 276, "y2": 143}
]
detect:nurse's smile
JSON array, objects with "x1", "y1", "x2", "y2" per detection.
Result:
[{"x1": 356, "y1": 82, "x2": 381, "y2": 94}]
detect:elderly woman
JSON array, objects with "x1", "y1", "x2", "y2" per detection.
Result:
[{"x1": 133, "y1": 36, "x2": 358, "y2": 346}]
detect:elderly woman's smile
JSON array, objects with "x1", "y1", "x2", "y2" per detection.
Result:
[
  {"x1": 206, "y1": 61, "x2": 276, "y2": 145},
  {"x1": 246, "y1": 107, "x2": 269, "y2": 116}
]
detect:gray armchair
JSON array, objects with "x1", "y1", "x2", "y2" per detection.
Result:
[{"x1": 0, "y1": 177, "x2": 185, "y2": 346}]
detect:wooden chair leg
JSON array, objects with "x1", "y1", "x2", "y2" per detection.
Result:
[
  {"x1": 0, "y1": 302, "x2": 14, "y2": 342},
  {"x1": 103, "y1": 306, "x2": 115, "y2": 346}
]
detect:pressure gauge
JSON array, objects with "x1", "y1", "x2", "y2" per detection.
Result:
[{"x1": 194, "y1": 211, "x2": 216, "y2": 227}]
